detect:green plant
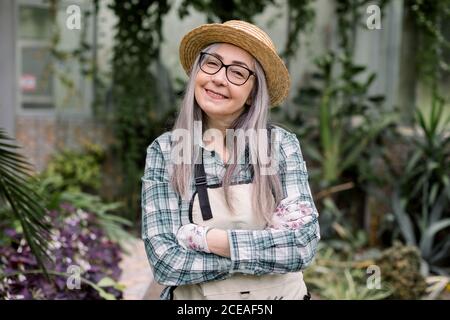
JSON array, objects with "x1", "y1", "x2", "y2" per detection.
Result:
[
  {"x1": 390, "y1": 189, "x2": 450, "y2": 275},
  {"x1": 0, "y1": 128, "x2": 52, "y2": 274},
  {"x1": 295, "y1": 52, "x2": 396, "y2": 187},
  {"x1": 304, "y1": 243, "x2": 392, "y2": 300},
  {"x1": 59, "y1": 191, "x2": 133, "y2": 245},
  {"x1": 1, "y1": 203, "x2": 124, "y2": 300},
  {"x1": 282, "y1": 51, "x2": 397, "y2": 239},
  {"x1": 110, "y1": 0, "x2": 177, "y2": 222},
  {"x1": 385, "y1": 98, "x2": 450, "y2": 275},
  {"x1": 179, "y1": 0, "x2": 316, "y2": 64},
  {"x1": 39, "y1": 142, "x2": 105, "y2": 194},
  {"x1": 406, "y1": 0, "x2": 450, "y2": 95},
  {"x1": 375, "y1": 241, "x2": 428, "y2": 299},
  {"x1": 178, "y1": 0, "x2": 275, "y2": 22}
]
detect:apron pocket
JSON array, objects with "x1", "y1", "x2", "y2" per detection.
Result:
[{"x1": 200, "y1": 272, "x2": 307, "y2": 300}]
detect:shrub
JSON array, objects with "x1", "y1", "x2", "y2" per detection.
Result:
[
  {"x1": 375, "y1": 241, "x2": 428, "y2": 299},
  {"x1": 0, "y1": 203, "x2": 123, "y2": 300},
  {"x1": 40, "y1": 142, "x2": 105, "y2": 194}
]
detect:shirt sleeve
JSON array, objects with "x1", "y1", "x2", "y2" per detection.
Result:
[
  {"x1": 141, "y1": 136, "x2": 232, "y2": 286},
  {"x1": 227, "y1": 131, "x2": 321, "y2": 275}
]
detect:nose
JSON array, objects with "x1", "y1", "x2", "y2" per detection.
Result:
[{"x1": 211, "y1": 66, "x2": 228, "y2": 86}]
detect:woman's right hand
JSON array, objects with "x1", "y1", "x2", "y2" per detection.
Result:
[
  {"x1": 176, "y1": 223, "x2": 211, "y2": 253},
  {"x1": 267, "y1": 196, "x2": 314, "y2": 230}
]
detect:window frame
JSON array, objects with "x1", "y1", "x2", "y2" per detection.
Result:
[{"x1": 15, "y1": 0, "x2": 93, "y2": 117}]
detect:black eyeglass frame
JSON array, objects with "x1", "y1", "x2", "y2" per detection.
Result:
[{"x1": 198, "y1": 52, "x2": 256, "y2": 86}]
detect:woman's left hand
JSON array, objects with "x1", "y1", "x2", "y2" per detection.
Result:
[{"x1": 176, "y1": 223, "x2": 211, "y2": 253}]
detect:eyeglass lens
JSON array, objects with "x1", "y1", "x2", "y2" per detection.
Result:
[{"x1": 200, "y1": 53, "x2": 251, "y2": 85}]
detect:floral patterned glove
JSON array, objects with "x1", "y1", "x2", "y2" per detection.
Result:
[
  {"x1": 268, "y1": 196, "x2": 314, "y2": 230},
  {"x1": 176, "y1": 223, "x2": 211, "y2": 253}
]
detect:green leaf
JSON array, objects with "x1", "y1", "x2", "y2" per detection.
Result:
[
  {"x1": 97, "y1": 277, "x2": 117, "y2": 287},
  {"x1": 391, "y1": 192, "x2": 416, "y2": 246},
  {"x1": 420, "y1": 219, "x2": 450, "y2": 258},
  {"x1": 0, "y1": 128, "x2": 52, "y2": 275}
]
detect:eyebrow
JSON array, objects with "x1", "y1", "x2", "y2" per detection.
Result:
[{"x1": 211, "y1": 53, "x2": 251, "y2": 69}]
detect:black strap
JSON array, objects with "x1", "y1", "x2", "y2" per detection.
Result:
[
  {"x1": 194, "y1": 148, "x2": 213, "y2": 221},
  {"x1": 194, "y1": 124, "x2": 273, "y2": 221}
]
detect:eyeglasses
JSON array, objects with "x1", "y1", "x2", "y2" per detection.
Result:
[{"x1": 198, "y1": 52, "x2": 256, "y2": 86}]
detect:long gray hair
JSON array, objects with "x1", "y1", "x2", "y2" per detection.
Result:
[{"x1": 169, "y1": 43, "x2": 283, "y2": 223}]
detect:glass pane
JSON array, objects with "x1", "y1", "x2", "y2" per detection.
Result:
[
  {"x1": 22, "y1": 102, "x2": 53, "y2": 109},
  {"x1": 20, "y1": 47, "x2": 53, "y2": 97},
  {"x1": 19, "y1": 6, "x2": 52, "y2": 40}
]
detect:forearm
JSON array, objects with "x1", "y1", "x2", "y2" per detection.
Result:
[
  {"x1": 144, "y1": 234, "x2": 232, "y2": 286},
  {"x1": 206, "y1": 228, "x2": 231, "y2": 258},
  {"x1": 228, "y1": 218, "x2": 320, "y2": 274}
]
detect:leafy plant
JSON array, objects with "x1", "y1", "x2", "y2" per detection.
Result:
[
  {"x1": 304, "y1": 243, "x2": 392, "y2": 300},
  {"x1": 385, "y1": 98, "x2": 450, "y2": 275},
  {"x1": 39, "y1": 142, "x2": 105, "y2": 195},
  {"x1": 59, "y1": 191, "x2": 133, "y2": 245},
  {"x1": 390, "y1": 189, "x2": 450, "y2": 275},
  {"x1": 374, "y1": 241, "x2": 428, "y2": 299},
  {"x1": 0, "y1": 203, "x2": 123, "y2": 300},
  {"x1": 406, "y1": 0, "x2": 450, "y2": 93},
  {"x1": 292, "y1": 52, "x2": 396, "y2": 187},
  {"x1": 178, "y1": 0, "x2": 275, "y2": 22},
  {"x1": 280, "y1": 50, "x2": 398, "y2": 239},
  {"x1": 0, "y1": 128, "x2": 52, "y2": 275},
  {"x1": 110, "y1": 0, "x2": 177, "y2": 222}
]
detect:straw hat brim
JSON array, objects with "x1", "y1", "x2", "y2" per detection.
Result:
[{"x1": 179, "y1": 24, "x2": 290, "y2": 107}]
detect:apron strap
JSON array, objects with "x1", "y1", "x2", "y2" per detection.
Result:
[
  {"x1": 194, "y1": 148, "x2": 213, "y2": 221},
  {"x1": 194, "y1": 124, "x2": 273, "y2": 221}
]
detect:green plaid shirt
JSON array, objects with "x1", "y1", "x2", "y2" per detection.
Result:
[{"x1": 141, "y1": 125, "x2": 320, "y2": 300}]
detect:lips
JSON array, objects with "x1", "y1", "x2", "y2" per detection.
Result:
[{"x1": 205, "y1": 88, "x2": 228, "y2": 99}]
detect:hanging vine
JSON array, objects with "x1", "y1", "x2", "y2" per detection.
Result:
[
  {"x1": 283, "y1": 0, "x2": 315, "y2": 62},
  {"x1": 110, "y1": 0, "x2": 173, "y2": 221},
  {"x1": 178, "y1": 0, "x2": 276, "y2": 22},
  {"x1": 407, "y1": 0, "x2": 450, "y2": 101}
]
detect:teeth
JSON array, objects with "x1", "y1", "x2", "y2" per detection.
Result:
[{"x1": 207, "y1": 89, "x2": 226, "y2": 98}]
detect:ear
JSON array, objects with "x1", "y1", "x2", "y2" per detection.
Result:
[{"x1": 245, "y1": 95, "x2": 252, "y2": 105}]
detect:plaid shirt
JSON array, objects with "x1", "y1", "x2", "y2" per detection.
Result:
[{"x1": 141, "y1": 125, "x2": 320, "y2": 300}]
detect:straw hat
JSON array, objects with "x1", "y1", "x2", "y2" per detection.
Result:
[{"x1": 179, "y1": 20, "x2": 290, "y2": 107}]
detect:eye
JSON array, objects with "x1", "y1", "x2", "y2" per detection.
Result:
[
  {"x1": 206, "y1": 60, "x2": 220, "y2": 67},
  {"x1": 230, "y1": 68, "x2": 246, "y2": 79}
]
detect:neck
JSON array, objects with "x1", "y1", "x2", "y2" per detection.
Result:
[{"x1": 206, "y1": 117, "x2": 229, "y2": 138}]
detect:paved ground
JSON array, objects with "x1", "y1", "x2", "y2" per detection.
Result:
[{"x1": 118, "y1": 238, "x2": 164, "y2": 300}]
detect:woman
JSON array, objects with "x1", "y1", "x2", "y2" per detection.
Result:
[{"x1": 141, "y1": 20, "x2": 320, "y2": 300}]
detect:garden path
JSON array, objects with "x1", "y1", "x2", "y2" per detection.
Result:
[{"x1": 118, "y1": 237, "x2": 164, "y2": 300}]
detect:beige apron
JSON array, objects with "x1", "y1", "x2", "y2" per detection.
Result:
[{"x1": 172, "y1": 180, "x2": 308, "y2": 300}]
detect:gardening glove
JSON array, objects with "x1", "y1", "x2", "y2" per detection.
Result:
[
  {"x1": 176, "y1": 223, "x2": 211, "y2": 253},
  {"x1": 268, "y1": 196, "x2": 314, "y2": 230}
]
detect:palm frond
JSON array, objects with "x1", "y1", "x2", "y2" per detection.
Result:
[{"x1": 0, "y1": 128, "x2": 53, "y2": 275}]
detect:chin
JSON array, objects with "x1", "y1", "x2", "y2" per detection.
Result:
[
  {"x1": 202, "y1": 108, "x2": 231, "y2": 119},
  {"x1": 199, "y1": 100, "x2": 230, "y2": 115}
]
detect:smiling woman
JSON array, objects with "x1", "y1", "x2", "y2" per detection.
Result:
[
  {"x1": 194, "y1": 44, "x2": 256, "y2": 131},
  {"x1": 141, "y1": 20, "x2": 320, "y2": 300}
]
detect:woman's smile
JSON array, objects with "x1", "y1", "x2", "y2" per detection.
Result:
[{"x1": 204, "y1": 88, "x2": 229, "y2": 100}]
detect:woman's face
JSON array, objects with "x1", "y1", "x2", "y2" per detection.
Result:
[{"x1": 194, "y1": 43, "x2": 255, "y2": 126}]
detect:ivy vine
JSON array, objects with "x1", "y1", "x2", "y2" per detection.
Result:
[
  {"x1": 407, "y1": 0, "x2": 450, "y2": 100},
  {"x1": 109, "y1": 0, "x2": 175, "y2": 221}
]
